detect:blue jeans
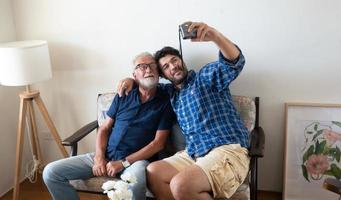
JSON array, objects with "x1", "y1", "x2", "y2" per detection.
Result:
[{"x1": 43, "y1": 153, "x2": 149, "y2": 200}]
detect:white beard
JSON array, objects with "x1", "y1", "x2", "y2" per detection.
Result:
[{"x1": 138, "y1": 77, "x2": 158, "y2": 89}]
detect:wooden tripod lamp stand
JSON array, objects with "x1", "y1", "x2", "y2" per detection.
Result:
[{"x1": 0, "y1": 40, "x2": 68, "y2": 200}]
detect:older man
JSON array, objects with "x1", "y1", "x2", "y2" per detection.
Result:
[{"x1": 43, "y1": 52, "x2": 175, "y2": 200}]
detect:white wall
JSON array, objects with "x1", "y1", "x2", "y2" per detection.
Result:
[
  {"x1": 0, "y1": 0, "x2": 31, "y2": 197},
  {"x1": 2, "y1": 0, "x2": 340, "y2": 193}
]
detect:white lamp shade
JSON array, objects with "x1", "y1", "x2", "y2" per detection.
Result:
[{"x1": 0, "y1": 40, "x2": 52, "y2": 86}]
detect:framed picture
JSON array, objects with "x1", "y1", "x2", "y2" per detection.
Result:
[{"x1": 284, "y1": 103, "x2": 341, "y2": 200}]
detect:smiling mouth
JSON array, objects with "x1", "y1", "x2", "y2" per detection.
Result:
[
  {"x1": 173, "y1": 71, "x2": 182, "y2": 76},
  {"x1": 144, "y1": 75, "x2": 154, "y2": 78}
]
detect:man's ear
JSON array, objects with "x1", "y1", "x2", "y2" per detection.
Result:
[{"x1": 132, "y1": 72, "x2": 136, "y2": 79}]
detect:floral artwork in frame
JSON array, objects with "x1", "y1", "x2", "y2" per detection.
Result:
[{"x1": 284, "y1": 103, "x2": 341, "y2": 200}]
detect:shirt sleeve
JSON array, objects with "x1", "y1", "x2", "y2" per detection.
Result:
[
  {"x1": 157, "y1": 100, "x2": 176, "y2": 131},
  {"x1": 199, "y1": 46, "x2": 246, "y2": 92},
  {"x1": 106, "y1": 94, "x2": 120, "y2": 119}
]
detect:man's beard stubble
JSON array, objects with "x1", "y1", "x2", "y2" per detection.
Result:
[{"x1": 170, "y1": 67, "x2": 188, "y2": 86}]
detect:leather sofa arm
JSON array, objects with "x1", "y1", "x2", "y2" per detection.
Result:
[
  {"x1": 248, "y1": 126, "x2": 265, "y2": 157},
  {"x1": 62, "y1": 120, "x2": 98, "y2": 146}
]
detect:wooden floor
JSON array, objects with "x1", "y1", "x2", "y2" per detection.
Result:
[
  {"x1": 257, "y1": 190, "x2": 282, "y2": 200},
  {"x1": 0, "y1": 177, "x2": 106, "y2": 200},
  {"x1": 0, "y1": 176, "x2": 282, "y2": 200}
]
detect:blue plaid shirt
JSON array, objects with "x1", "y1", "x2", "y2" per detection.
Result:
[{"x1": 163, "y1": 51, "x2": 249, "y2": 158}]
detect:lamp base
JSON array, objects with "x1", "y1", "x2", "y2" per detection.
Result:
[{"x1": 13, "y1": 89, "x2": 68, "y2": 200}]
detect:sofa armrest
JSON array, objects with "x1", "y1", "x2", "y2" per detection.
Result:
[
  {"x1": 248, "y1": 126, "x2": 265, "y2": 157},
  {"x1": 62, "y1": 120, "x2": 98, "y2": 146}
]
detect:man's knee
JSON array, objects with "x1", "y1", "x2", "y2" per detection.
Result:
[
  {"x1": 42, "y1": 161, "x2": 60, "y2": 183},
  {"x1": 169, "y1": 174, "x2": 189, "y2": 198},
  {"x1": 131, "y1": 160, "x2": 149, "y2": 171},
  {"x1": 123, "y1": 160, "x2": 149, "y2": 187},
  {"x1": 146, "y1": 161, "x2": 158, "y2": 173},
  {"x1": 146, "y1": 161, "x2": 164, "y2": 179},
  {"x1": 147, "y1": 160, "x2": 179, "y2": 182},
  {"x1": 127, "y1": 160, "x2": 149, "y2": 177}
]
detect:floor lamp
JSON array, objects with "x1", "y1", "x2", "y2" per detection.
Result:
[{"x1": 0, "y1": 40, "x2": 68, "y2": 200}]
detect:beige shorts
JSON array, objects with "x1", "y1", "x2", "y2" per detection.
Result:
[{"x1": 164, "y1": 144, "x2": 250, "y2": 198}]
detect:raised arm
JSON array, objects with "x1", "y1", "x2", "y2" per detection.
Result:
[{"x1": 189, "y1": 22, "x2": 240, "y2": 61}]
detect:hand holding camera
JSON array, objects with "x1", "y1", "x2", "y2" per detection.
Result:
[
  {"x1": 179, "y1": 21, "x2": 240, "y2": 61},
  {"x1": 180, "y1": 21, "x2": 219, "y2": 42},
  {"x1": 180, "y1": 22, "x2": 198, "y2": 39}
]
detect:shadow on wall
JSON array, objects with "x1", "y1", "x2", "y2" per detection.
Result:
[
  {"x1": 34, "y1": 42, "x2": 108, "y2": 159},
  {"x1": 48, "y1": 42, "x2": 111, "y2": 71},
  {"x1": 182, "y1": 52, "x2": 216, "y2": 71}
]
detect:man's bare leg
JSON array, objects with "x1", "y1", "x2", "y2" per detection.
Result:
[
  {"x1": 170, "y1": 165, "x2": 213, "y2": 200},
  {"x1": 147, "y1": 160, "x2": 179, "y2": 200}
]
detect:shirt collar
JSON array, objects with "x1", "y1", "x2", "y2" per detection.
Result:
[{"x1": 132, "y1": 85, "x2": 164, "y2": 103}]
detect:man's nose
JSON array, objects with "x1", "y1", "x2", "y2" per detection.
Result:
[
  {"x1": 169, "y1": 63, "x2": 177, "y2": 70},
  {"x1": 145, "y1": 66, "x2": 152, "y2": 72}
]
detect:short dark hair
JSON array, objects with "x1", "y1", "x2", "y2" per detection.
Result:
[
  {"x1": 154, "y1": 46, "x2": 181, "y2": 64},
  {"x1": 154, "y1": 46, "x2": 181, "y2": 76}
]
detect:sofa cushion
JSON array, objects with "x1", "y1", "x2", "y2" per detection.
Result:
[
  {"x1": 70, "y1": 177, "x2": 117, "y2": 193},
  {"x1": 232, "y1": 95, "x2": 256, "y2": 133},
  {"x1": 97, "y1": 92, "x2": 115, "y2": 126}
]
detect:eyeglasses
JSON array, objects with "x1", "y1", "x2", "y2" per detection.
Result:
[{"x1": 135, "y1": 63, "x2": 158, "y2": 71}]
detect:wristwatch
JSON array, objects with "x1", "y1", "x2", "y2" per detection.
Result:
[{"x1": 121, "y1": 158, "x2": 131, "y2": 168}]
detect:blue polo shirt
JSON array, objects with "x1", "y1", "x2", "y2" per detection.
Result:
[{"x1": 105, "y1": 86, "x2": 175, "y2": 161}]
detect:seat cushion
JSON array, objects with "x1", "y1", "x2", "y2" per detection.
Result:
[
  {"x1": 70, "y1": 177, "x2": 154, "y2": 197},
  {"x1": 70, "y1": 177, "x2": 119, "y2": 193},
  {"x1": 70, "y1": 176, "x2": 248, "y2": 199}
]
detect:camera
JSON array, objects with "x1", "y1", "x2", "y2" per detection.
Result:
[{"x1": 179, "y1": 22, "x2": 197, "y2": 40}]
